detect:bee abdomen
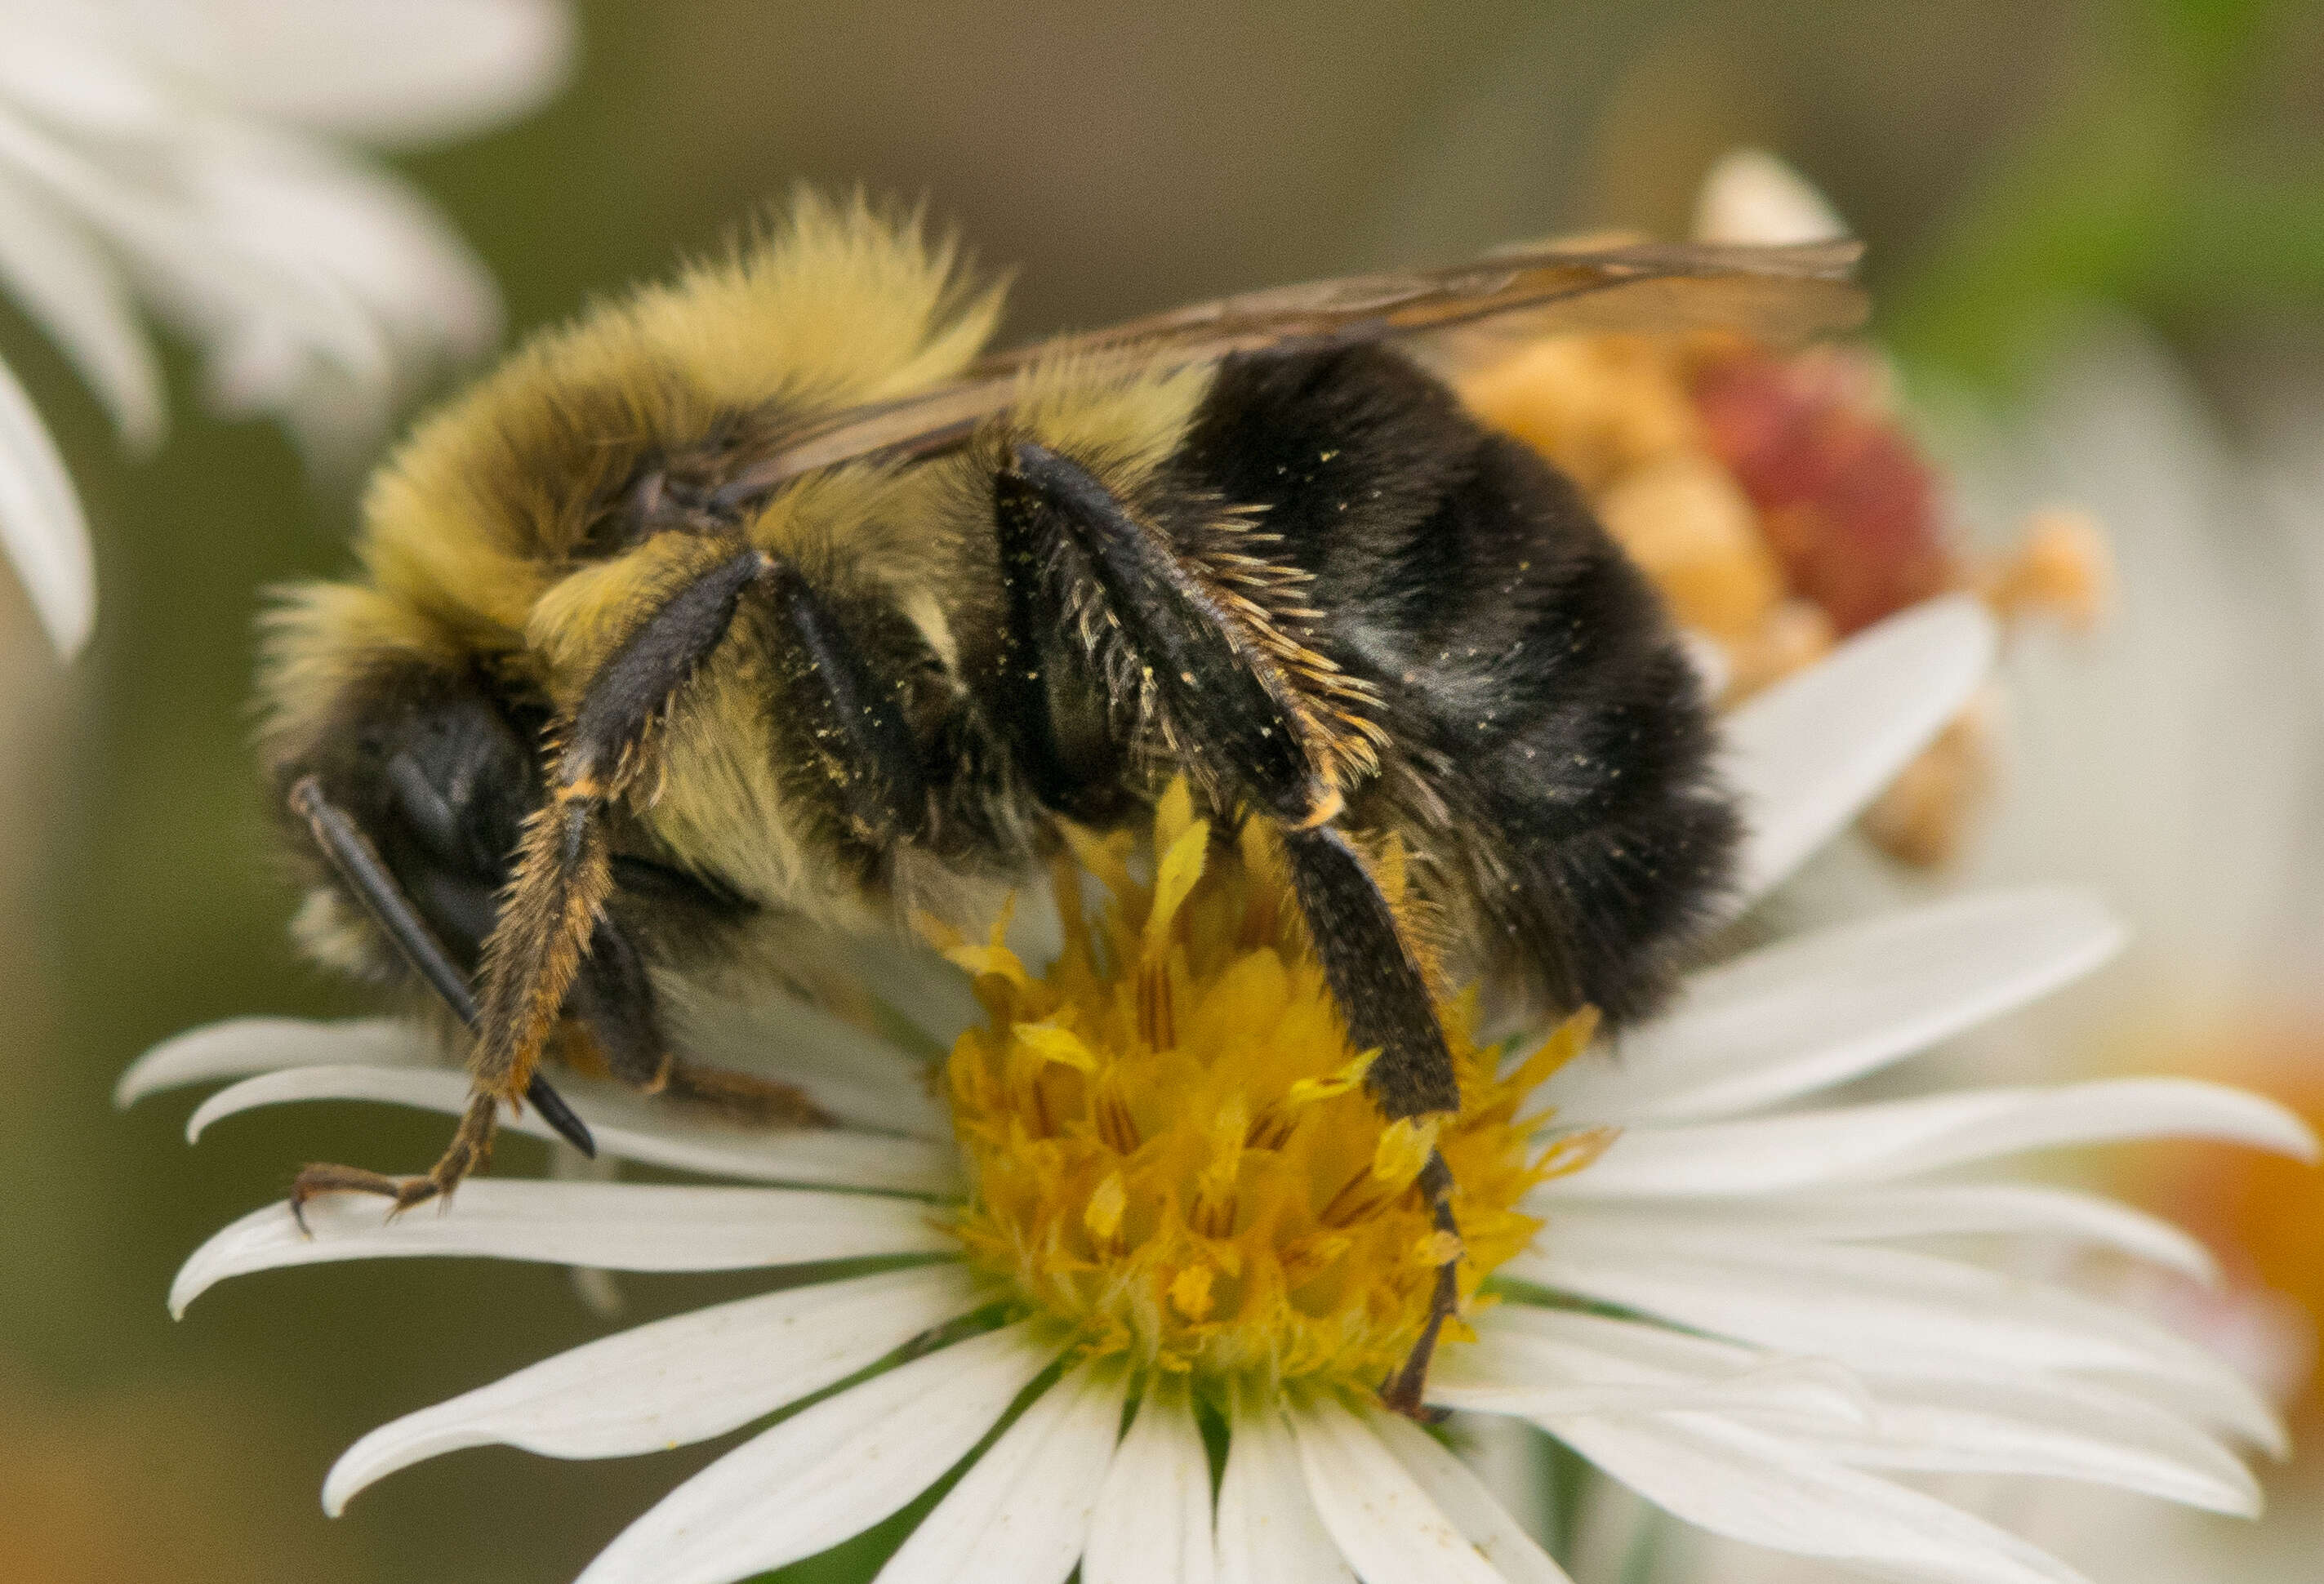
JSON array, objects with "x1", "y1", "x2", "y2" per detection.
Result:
[{"x1": 1174, "y1": 343, "x2": 1739, "y2": 1024}]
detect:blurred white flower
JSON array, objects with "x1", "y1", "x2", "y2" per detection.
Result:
[
  {"x1": 1837, "y1": 327, "x2": 2324, "y2": 1584},
  {"x1": 130, "y1": 598, "x2": 2317, "y2": 1584},
  {"x1": 1943, "y1": 325, "x2": 2324, "y2": 1034},
  {"x1": 1691, "y1": 147, "x2": 1849, "y2": 247},
  {"x1": 0, "y1": 0, "x2": 572, "y2": 656}
]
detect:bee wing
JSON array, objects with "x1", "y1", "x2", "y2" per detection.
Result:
[
  {"x1": 734, "y1": 238, "x2": 1863, "y2": 492},
  {"x1": 972, "y1": 236, "x2": 1864, "y2": 374}
]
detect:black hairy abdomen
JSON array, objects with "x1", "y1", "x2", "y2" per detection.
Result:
[{"x1": 1173, "y1": 344, "x2": 1738, "y2": 1024}]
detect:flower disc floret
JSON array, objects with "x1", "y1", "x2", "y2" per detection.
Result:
[{"x1": 937, "y1": 783, "x2": 1606, "y2": 1395}]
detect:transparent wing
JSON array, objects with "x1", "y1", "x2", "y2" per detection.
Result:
[{"x1": 726, "y1": 238, "x2": 1864, "y2": 494}]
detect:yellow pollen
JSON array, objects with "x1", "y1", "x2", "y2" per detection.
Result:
[
  {"x1": 937, "y1": 779, "x2": 1605, "y2": 1394},
  {"x1": 1169, "y1": 1264, "x2": 1216, "y2": 1320},
  {"x1": 1085, "y1": 1172, "x2": 1129, "y2": 1245},
  {"x1": 1372, "y1": 1117, "x2": 1440, "y2": 1186}
]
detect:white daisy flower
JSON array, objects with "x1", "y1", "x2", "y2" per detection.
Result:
[
  {"x1": 0, "y1": 0, "x2": 572, "y2": 656},
  {"x1": 129, "y1": 595, "x2": 2316, "y2": 1584}
]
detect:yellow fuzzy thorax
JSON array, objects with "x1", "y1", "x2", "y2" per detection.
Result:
[
  {"x1": 363, "y1": 189, "x2": 1004, "y2": 622},
  {"x1": 260, "y1": 194, "x2": 1218, "y2": 937},
  {"x1": 261, "y1": 195, "x2": 1004, "y2": 744},
  {"x1": 934, "y1": 782, "x2": 1609, "y2": 1397}
]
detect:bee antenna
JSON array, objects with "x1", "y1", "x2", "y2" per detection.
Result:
[
  {"x1": 523, "y1": 1076, "x2": 596, "y2": 1160},
  {"x1": 287, "y1": 776, "x2": 597, "y2": 1159}
]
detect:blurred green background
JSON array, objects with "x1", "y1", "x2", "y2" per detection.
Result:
[{"x1": 2, "y1": 2, "x2": 2321, "y2": 1581}]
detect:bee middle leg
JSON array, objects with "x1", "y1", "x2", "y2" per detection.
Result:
[
  {"x1": 994, "y1": 440, "x2": 1463, "y2": 1417},
  {"x1": 567, "y1": 915, "x2": 832, "y2": 1129}
]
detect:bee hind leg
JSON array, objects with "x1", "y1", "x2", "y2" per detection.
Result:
[
  {"x1": 1277, "y1": 822, "x2": 1463, "y2": 1421},
  {"x1": 993, "y1": 441, "x2": 1464, "y2": 1419},
  {"x1": 1380, "y1": 1153, "x2": 1461, "y2": 1420}
]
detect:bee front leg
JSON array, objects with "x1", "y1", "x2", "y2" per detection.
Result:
[
  {"x1": 290, "y1": 1092, "x2": 499, "y2": 1227},
  {"x1": 993, "y1": 441, "x2": 1464, "y2": 1419}
]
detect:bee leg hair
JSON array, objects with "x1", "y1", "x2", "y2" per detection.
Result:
[
  {"x1": 659, "y1": 1060, "x2": 832, "y2": 1127},
  {"x1": 996, "y1": 442, "x2": 1330, "y2": 822},
  {"x1": 993, "y1": 441, "x2": 1462, "y2": 1419},
  {"x1": 989, "y1": 454, "x2": 1129, "y2": 821}
]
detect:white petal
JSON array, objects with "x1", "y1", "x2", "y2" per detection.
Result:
[
  {"x1": 877, "y1": 1359, "x2": 1128, "y2": 1584},
  {"x1": 1429, "y1": 1371, "x2": 1857, "y2": 1425},
  {"x1": 1721, "y1": 595, "x2": 1996, "y2": 911},
  {"x1": 1290, "y1": 1397, "x2": 1507, "y2": 1584},
  {"x1": 1544, "y1": 890, "x2": 2122, "y2": 1125},
  {"x1": 1501, "y1": 1230, "x2": 2283, "y2": 1451},
  {"x1": 201, "y1": 133, "x2": 498, "y2": 356},
  {"x1": 117, "y1": 1017, "x2": 433, "y2": 1108},
  {"x1": 0, "y1": 163, "x2": 164, "y2": 445},
  {"x1": 1555, "y1": 1413, "x2": 2086, "y2": 1584},
  {"x1": 1434, "y1": 1306, "x2": 1871, "y2": 1433},
  {"x1": 844, "y1": 934, "x2": 985, "y2": 1051},
  {"x1": 1537, "y1": 1079, "x2": 2317, "y2": 1203},
  {"x1": 167, "y1": 129, "x2": 492, "y2": 427},
  {"x1": 149, "y1": 0, "x2": 574, "y2": 146},
  {"x1": 325, "y1": 1263, "x2": 986, "y2": 1513},
  {"x1": 0, "y1": 21, "x2": 164, "y2": 136},
  {"x1": 577, "y1": 1324, "x2": 1052, "y2": 1584},
  {"x1": 1085, "y1": 1387, "x2": 1217, "y2": 1584},
  {"x1": 1812, "y1": 1375, "x2": 2259, "y2": 1515},
  {"x1": 1444, "y1": 1417, "x2": 1555, "y2": 1562},
  {"x1": 1549, "y1": 1183, "x2": 2219, "y2": 1284},
  {"x1": 1692, "y1": 149, "x2": 1849, "y2": 246},
  {"x1": 171, "y1": 1181, "x2": 952, "y2": 1316},
  {"x1": 127, "y1": 1003, "x2": 946, "y2": 1149},
  {"x1": 0, "y1": 352, "x2": 93, "y2": 656},
  {"x1": 1679, "y1": 628, "x2": 1732, "y2": 697},
  {"x1": 186, "y1": 1064, "x2": 960, "y2": 1195},
  {"x1": 1216, "y1": 1397, "x2": 1356, "y2": 1584},
  {"x1": 0, "y1": 96, "x2": 488, "y2": 460},
  {"x1": 0, "y1": 106, "x2": 389, "y2": 397},
  {"x1": 548, "y1": 1139, "x2": 625, "y2": 1315},
  {"x1": 1369, "y1": 1413, "x2": 1573, "y2": 1584},
  {"x1": 662, "y1": 987, "x2": 950, "y2": 1139}
]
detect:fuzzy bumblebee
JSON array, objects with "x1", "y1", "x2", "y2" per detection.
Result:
[{"x1": 260, "y1": 193, "x2": 1861, "y2": 1413}]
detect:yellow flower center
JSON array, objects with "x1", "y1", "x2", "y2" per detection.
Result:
[{"x1": 933, "y1": 781, "x2": 1609, "y2": 1395}]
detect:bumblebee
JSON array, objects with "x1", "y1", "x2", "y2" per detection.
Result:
[{"x1": 263, "y1": 194, "x2": 1861, "y2": 1412}]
